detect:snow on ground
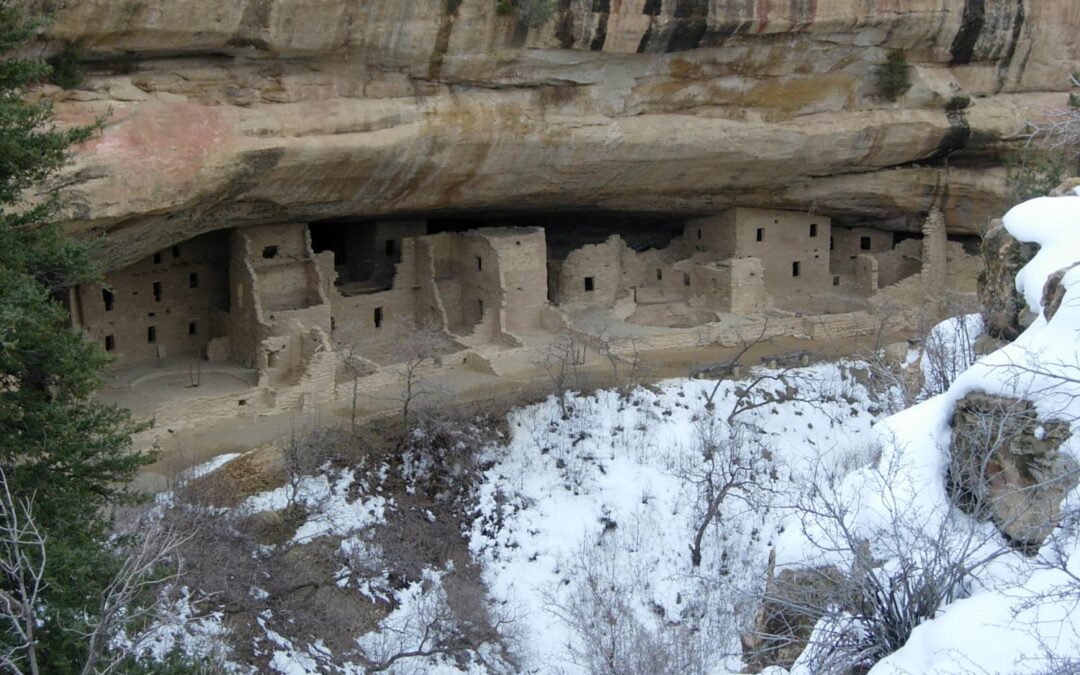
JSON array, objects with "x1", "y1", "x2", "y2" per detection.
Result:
[
  {"x1": 241, "y1": 465, "x2": 389, "y2": 544},
  {"x1": 777, "y1": 195, "x2": 1080, "y2": 675},
  {"x1": 147, "y1": 195, "x2": 1080, "y2": 673},
  {"x1": 470, "y1": 362, "x2": 886, "y2": 674}
]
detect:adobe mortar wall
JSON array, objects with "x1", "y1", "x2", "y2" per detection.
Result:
[
  {"x1": 484, "y1": 227, "x2": 547, "y2": 333},
  {"x1": 76, "y1": 230, "x2": 230, "y2": 364},
  {"x1": 689, "y1": 207, "x2": 831, "y2": 301},
  {"x1": 831, "y1": 226, "x2": 893, "y2": 274}
]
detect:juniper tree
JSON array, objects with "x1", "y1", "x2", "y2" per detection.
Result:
[{"x1": 0, "y1": 3, "x2": 155, "y2": 670}]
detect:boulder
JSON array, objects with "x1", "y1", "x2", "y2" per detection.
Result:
[
  {"x1": 948, "y1": 393, "x2": 1076, "y2": 549},
  {"x1": 1041, "y1": 262, "x2": 1080, "y2": 322},
  {"x1": 978, "y1": 222, "x2": 1039, "y2": 341}
]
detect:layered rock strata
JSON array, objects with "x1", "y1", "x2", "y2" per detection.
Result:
[{"x1": 30, "y1": 0, "x2": 1080, "y2": 268}]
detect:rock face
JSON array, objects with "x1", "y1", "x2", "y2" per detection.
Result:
[
  {"x1": 35, "y1": 0, "x2": 1080, "y2": 268},
  {"x1": 978, "y1": 220, "x2": 1039, "y2": 340},
  {"x1": 742, "y1": 550, "x2": 845, "y2": 672},
  {"x1": 1041, "y1": 261, "x2": 1080, "y2": 322},
  {"x1": 948, "y1": 392, "x2": 1076, "y2": 549}
]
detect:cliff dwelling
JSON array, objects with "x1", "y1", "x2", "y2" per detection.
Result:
[{"x1": 71, "y1": 206, "x2": 979, "y2": 433}]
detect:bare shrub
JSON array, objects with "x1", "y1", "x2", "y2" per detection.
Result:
[
  {"x1": 543, "y1": 539, "x2": 718, "y2": 675},
  {"x1": 537, "y1": 329, "x2": 589, "y2": 419},
  {"x1": 763, "y1": 459, "x2": 1010, "y2": 673}
]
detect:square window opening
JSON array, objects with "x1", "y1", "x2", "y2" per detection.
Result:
[
  {"x1": 262, "y1": 245, "x2": 279, "y2": 259},
  {"x1": 385, "y1": 239, "x2": 396, "y2": 257},
  {"x1": 756, "y1": 228, "x2": 764, "y2": 242},
  {"x1": 104, "y1": 335, "x2": 115, "y2": 352},
  {"x1": 171, "y1": 245, "x2": 180, "y2": 258},
  {"x1": 860, "y1": 236, "x2": 872, "y2": 251},
  {"x1": 152, "y1": 252, "x2": 162, "y2": 265},
  {"x1": 147, "y1": 326, "x2": 157, "y2": 343},
  {"x1": 584, "y1": 276, "x2": 594, "y2": 292},
  {"x1": 188, "y1": 321, "x2": 198, "y2": 336},
  {"x1": 833, "y1": 275, "x2": 840, "y2": 286},
  {"x1": 683, "y1": 273, "x2": 691, "y2": 287},
  {"x1": 809, "y1": 223, "x2": 818, "y2": 237},
  {"x1": 792, "y1": 261, "x2": 801, "y2": 277}
]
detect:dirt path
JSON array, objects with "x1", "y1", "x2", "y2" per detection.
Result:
[{"x1": 136, "y1": 328, "x2": 908, "y2": 493}]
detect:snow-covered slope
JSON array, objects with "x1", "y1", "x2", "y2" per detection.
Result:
[
  {"x1": 785, "y1": 194, "x2": 1080, "y2": 675},
  {"x1": 470, "y1": 364, "x2": 888, "y2": 674}
]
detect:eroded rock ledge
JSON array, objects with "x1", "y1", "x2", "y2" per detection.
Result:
[{"x1": 33, "y1": 0, "x2": 1080, "y2": 268}]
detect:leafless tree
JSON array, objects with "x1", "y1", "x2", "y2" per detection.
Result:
[
  {"x1": 537, "y1": 329, "x2": 589, "y2": 419},
  {"x1": 672, "y1": 419, "x2": 773, "y2": 568},
  {"x1": 334, "y1": 326, "x2": 382, "y2": 432},
  {"x1": 0, "y1": 468, "x2": 46, "y2": 675},
  {"x1": 703, "y1": 319, "x2": 771, "y2": 410},
  {"x1": 1023, "y1": 73, "x2": 1080, "y2": 152},
  {"x1": 392, "y1": 322, "x2": 454, "y2": 428},
  {"x1": 78, "y1": 523, "x2": 191, "y2": 675},
  {"x1": 920, "y1": 314, "x2": 980, "y2": 400},
  {"x1": 0, "y1": 465, "x2": 191, "y2": 675}
]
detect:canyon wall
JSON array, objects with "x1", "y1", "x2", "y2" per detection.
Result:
[{"x1": 35, "y1": 0, "x2": 1080, "y2": 268}]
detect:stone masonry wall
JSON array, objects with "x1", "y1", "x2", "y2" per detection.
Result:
[{"x1": 76, "y1": 230, "x2": 230, "y2": 364}]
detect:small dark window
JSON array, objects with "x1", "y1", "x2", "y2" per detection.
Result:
[
  {"x1": 756, "y1": 228, "x2": 764, "y2": 242},
  {"x1": 147, "y1": 326, "x2": 157, "y2": 343},
  {"x1": 697, "y1": 228, "x2": 702, "y2": 240},
  {"x1": 477, "y1": 298, "x2": 484, "y2": 316},
  {"x1": 792, "y1": 261, "x2": 801, "y2": 277},
  {"x1": 683, "y1": 273, "x2": 691, "y2": 287},
  {"x1": 584, "y1": 277, "x2": 595, "y2": 292},
  {"x1": 860, "y1": 236, "x2": 872, "y2": 251},
  {"x1": 373, "y1": 306, "x2": 383, "y2": 328},
  {"x1": 102, "y1": 288, "x2": 114, "y2": 311},
  {"x1": 830, "y1": 236, "x2": 834, "y2": 250},
  {"x1": 833, "y1": 275, "x2": 840, "y2": 286},
  {"x1": 476, "y1": 256, "x2": 483, "y2": 271},
  {"x1": 809, "y1": 223, "x2": 817, "y2": 237},
  {"x1": 152, "y1": 281, "x2": 162, "y2": 302},
  {"x1": 656, "y1": 268, "x2": 663, "y2": 281},
  {"x1": 188, "y1": 321, "x2": 198, "y2": 335},
  {"x1": 385, "y1": 239, "x2": 396, "y2": 257},
  {"x1": 104, "y1": 335, "x2": 115, "y2": 351},
  {"x1": 172, "y1": 245, "x2": 180, "y2": 258},
  {"x1": 238, "y1": 399, "x2": 247, "y2": 406},
  {"x1": 189, "y1": 272, "x2": 199, "y2": 288},
  {"x1": 153, "y1": 252, "x2": 162, "y2": 265},
  {"x1": 262, "y1": 245, "x2": 279, "y2": 259}
]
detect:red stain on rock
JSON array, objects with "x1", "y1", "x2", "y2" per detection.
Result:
[{"x1": 82, "y1": 103, "x2": 234, "y2": 203}]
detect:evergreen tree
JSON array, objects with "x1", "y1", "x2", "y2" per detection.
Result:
[{"x1": 0, "y1": 2, "x2": 155, "y2": 670}]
